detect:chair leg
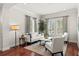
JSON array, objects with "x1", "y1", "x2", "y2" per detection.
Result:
[
  {"x1": 52, "y1": 53, "x2": 54, "y2": 56},
  {"x1": 61, "y1": 52, "x2": 63, "y2": 56},
  {"x1": 45, "y1": 47, "x2": 47, "y2": 50}
]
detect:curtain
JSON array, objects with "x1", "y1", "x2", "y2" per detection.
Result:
[
  {"x1": 25, "y1": 15, "x2": 31, "y2": 33},
  {"x1": 47, "y1": 17, "x2": 68, "y2": 36},
  {"x1": 33, "y1": 17, "x2": 37, "y2": 32},
  {"x1": 63, "y1": 16, "x2": 68, "y2": 32}
]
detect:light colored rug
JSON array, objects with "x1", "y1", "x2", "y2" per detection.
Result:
[{"x1": 24, "y1": 42, "x2": 67, "y2": 56}]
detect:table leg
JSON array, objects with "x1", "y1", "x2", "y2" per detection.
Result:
[{"x1": 19, "y1": 38, "x2": 21, "y2": 46}]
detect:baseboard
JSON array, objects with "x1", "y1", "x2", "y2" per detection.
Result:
[
  {"x1": 68, "y1": 42, "x2": 78, "y2": 46},
  {"x1": 2, "y1": 47, "x2": 10, "y2": 51},
  {"x1": 0, "y1": 48, "x2": 1, "y2": 51},
  {"x1": 68, "y1": 42, "x2": 78, "y2": 48},
  {"x1": 10, "y1": 44, "x2": 20, "y2": 48}
]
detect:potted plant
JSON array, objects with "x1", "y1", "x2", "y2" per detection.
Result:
[
  {"x1": 39, "y1": 20, "x2": 45, "y2": 34},
  {"x1": 44, "y1": 21, "x2": 48, "y2": 39},
  {"x1": 39, "y1": 20, "x2": 48, "y2": 39}
]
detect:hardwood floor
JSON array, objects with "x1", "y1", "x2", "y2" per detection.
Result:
[
  {"x1": 65, "y1": 42, "x2": 78, "y2": 56},
  {"x1": 0, "y1": 42, "x2": 78, "y2": 56},
  {"x1": 0, "y1": 46, "x2": 41, "y2": 56}
]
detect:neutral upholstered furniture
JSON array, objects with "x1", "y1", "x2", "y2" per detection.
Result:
[
  {"x1": 45, "y1": 36, "x2": 64, "y2": 56},
  {"x1": 62, "y1": 32, "x2": 68, "y2": 42},
  {"x1": 25, "y1": 32, "x2": 44, "y2": 44},
  {"x1": 38, "y1": 37, "x2": 52, "y2": 45}
]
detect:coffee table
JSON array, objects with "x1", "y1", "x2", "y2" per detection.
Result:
[{"x1": 38, "y1": 37, "x2": 52, "y2": 45}]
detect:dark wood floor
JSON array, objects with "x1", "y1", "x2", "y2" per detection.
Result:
[
  {"x1": 0, "y1": 46, "x2": 41, "y2": 56},
  {"x1": 65, "y1": 42, "x2": 78, "y2": 56},
  {"x1": 0, "y1": 42, "x2": 78, "y2": 56}
]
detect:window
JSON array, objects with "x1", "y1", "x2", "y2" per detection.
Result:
[{"x1": 47, "y1": 17, "x2": 64, "y2": 36}]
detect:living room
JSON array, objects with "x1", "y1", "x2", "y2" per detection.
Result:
[{"x1": 0, "y1": 3, "x2": 79, "y2": 56}]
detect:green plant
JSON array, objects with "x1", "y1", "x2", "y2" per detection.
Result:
[
  {"x1": 39, "y1": 20, "x2": 45, "y2": 34},
  {"x1": 39, "y1": 20, "x2": 48, "y2": 38},
  {"x1": 44, "y1": 22, "x2": 48, "y2": 39}
]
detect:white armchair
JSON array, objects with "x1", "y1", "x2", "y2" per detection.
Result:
[
  {"x1": 62, "y1": 32, "x2": 68, "y2": 42},
  {"x1": 45, "y1": 36, "x2": 64, "y2": 56}
]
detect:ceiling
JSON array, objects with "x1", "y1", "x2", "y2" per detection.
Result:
[{"x1": 11, "y1": 3, "x2": 78, "y2": 15}]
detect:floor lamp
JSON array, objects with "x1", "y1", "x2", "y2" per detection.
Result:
[{"x1": 10, "y1": 25, "x2": 19, "y2": 48}]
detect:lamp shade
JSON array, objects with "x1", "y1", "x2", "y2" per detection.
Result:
[{"x1": 10, "y1": 25, "x2": 19, "y2": 30}]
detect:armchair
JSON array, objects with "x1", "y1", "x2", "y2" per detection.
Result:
[
  {"x1": 62, "y1": 32, "x2": 68, "y2": 42},
  {"x1": 45, "y1": 36, "x2": 64, "y2": 56}
]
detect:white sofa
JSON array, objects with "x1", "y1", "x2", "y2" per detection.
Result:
[{"x1": 25, "y1": 32, "x2": 44, "y2": 43}]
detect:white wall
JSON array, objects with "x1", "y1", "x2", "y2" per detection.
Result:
[
  {"x1": 1, "y1": 4, "x2": 40, "y2": 51},
  {"x1": 78, "y1": 8, "x2": 79, "y2": 48},
  {"x1": 0, "y1": 4, "x2": 3, "y2": 50},
  {"x1": 42, "y1": 8, "x2": 78, "y2": 43}
]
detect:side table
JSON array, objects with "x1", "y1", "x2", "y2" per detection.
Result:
[{"x1": 19, "y1": 35, "x2": 27, "y2": 46}]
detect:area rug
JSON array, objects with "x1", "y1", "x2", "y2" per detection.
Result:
[{"x1": 24, "y1": 42, "x2": 67, "y2": 56}]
